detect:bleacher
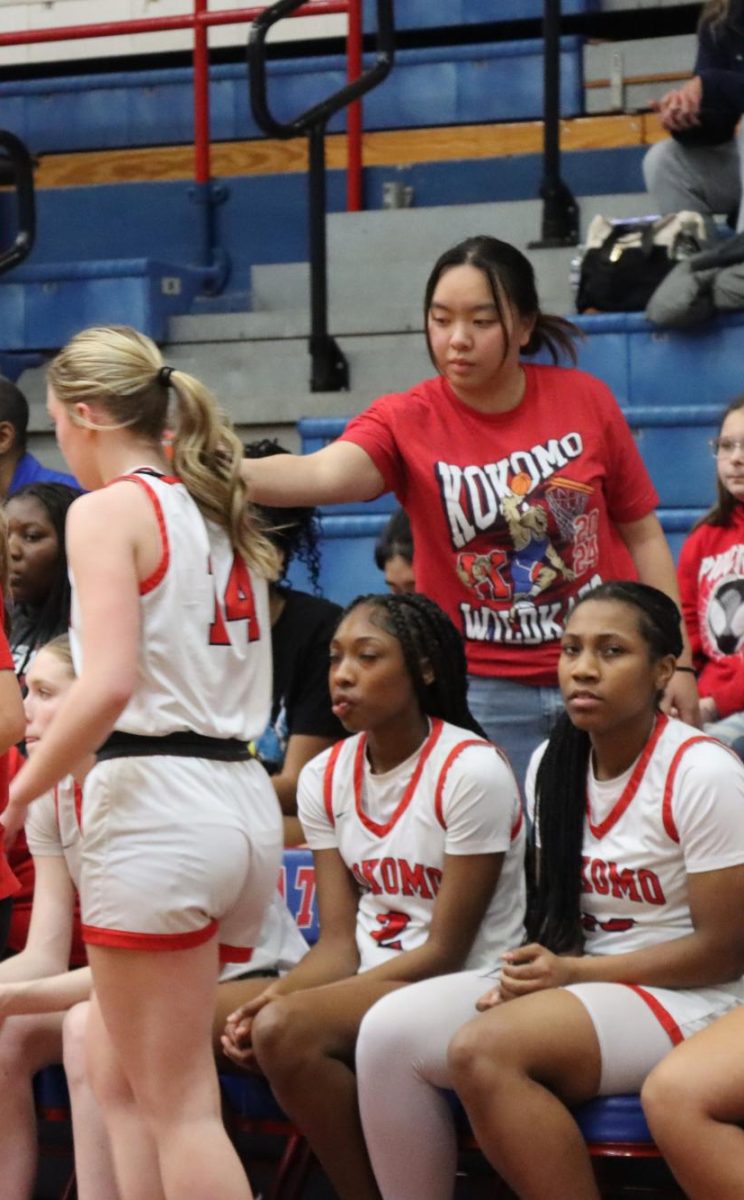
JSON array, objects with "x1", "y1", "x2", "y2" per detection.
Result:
[{"x1": 0, "y1": 0, "x2": 724, "y2": 604}]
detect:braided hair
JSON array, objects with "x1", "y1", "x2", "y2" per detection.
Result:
[
  {"x1": 527, "y1": 581, "x2": 683, "y2": 955},
  {"x1": 341, "y1": 592, "x2": 487, "y2": 738},
  {"x1": 243, "y1": 438, "x2": 322, "y2": 594}
]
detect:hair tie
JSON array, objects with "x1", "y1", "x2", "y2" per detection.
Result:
[{"x1": 158, "y1": 365, "x2": 175, "y2": 388}]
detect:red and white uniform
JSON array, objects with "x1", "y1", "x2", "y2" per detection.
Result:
[
  {"x1": 72, "y1": 470, "x2": 282, "y2": 958},
  {"x1": 678, "y1": 505, "x2": 744, "y2": 718},
  {"x1": 340, "y1": 365, "x2": 657, "y2": 684},
  {"x1": 26, "y1": 775, "x2": 306, "y2": 976},
  {"x1": 527, "y1": 713, "x2": 744, "y2": 1046},
  {"x1": 299, "y1": 717, "x2": 525, "y2": 971}
]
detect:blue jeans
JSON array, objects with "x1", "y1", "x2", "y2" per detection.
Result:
[{"x1": 467, "y1": 674, "x2": 564, "y2": 794}]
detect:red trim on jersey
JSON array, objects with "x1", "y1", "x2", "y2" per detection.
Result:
[
  {"x1": 73, "y1": 782, "x2": 83, "y2": 832},
  {"x1": 219, "y1": 944, "x2": 254, "y2": 964},
  {"x1": 323, "y1": 740, "x2": 346, "y2": 827},
  {"x1": 53, "y1": 780, "x2": 84, "y2": 833},
  {"x1": 112, "y1": 474, "x2": 170, "y2": 595},
  {"x1": 624, "y1": 983, "x2": 684, "y2": 1046},
  {"x1": 433, "y1": 739, "x2": 490, "y2": 830},
  {"x1": 353, "y1": 718, "x2": 444, "y2": 838},
  {"x1": 586, "y1": 713, "x2": 668, "y2": 840},
  {"x1": 511, "y1": 802, "x2": 524, "y2": 842},
  {"x1": 82, "y1": 917, "x2": 218, "y2": 951},
  {"x1": 662, "y1": 735, "x2": 742, "y2": 843}
]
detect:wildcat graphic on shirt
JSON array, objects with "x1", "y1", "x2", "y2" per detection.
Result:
[{"x1": 439, "y1": 433, "x2": 601, "y2": 645}]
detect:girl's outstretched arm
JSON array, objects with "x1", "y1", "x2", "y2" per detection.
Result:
[{"x1": 242, "y1": 442, "x2": 385, "y2": 508}]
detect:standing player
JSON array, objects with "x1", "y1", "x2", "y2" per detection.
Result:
[
  {"x1": 1, "y1": 326, "x2": 283, "y2": 1200},
  {"x1": 221, "y1": 592, "x2": 526, "y2": 1200},
  {"x1": 356, "y1": 582, "x2": 744, "y2": 1200}
]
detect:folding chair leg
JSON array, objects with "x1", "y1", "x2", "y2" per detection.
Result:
[{"x1": 268, "y1": 1133, "x2": 315, "y2": 1200}]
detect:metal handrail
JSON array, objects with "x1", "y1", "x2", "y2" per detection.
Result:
[
  {"x1": 0, "y1": 131, "x2": 35, "y2": 276},
  {"x1": 0, "y1": 2, "x2": 364, "y2": 292},
  {"x1": 530, "y1": 0, "x2": 579, "y2": 248},
  {"x1": 248, "y1": 0, "x2": 395, "y2": 392}
]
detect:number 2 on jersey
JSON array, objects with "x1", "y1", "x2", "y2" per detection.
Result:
[{"x1": 209, "y1": 555, "x2": 261, "y2": 645}]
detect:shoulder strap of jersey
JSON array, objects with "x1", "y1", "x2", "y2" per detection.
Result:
[
  {"x1": 322, "y1": 739, "x2": 348, "y2": 828},
  {"x1": 662, "y1": 734, "x2": 739, "y2": 842}
]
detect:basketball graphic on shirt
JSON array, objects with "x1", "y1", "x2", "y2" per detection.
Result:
[
  {"x1": 510, "y1": 472, "x2": 532, "y2": 496},
  {"x1": 707, "y1": 577, "x2": 744, "y2": 655}
]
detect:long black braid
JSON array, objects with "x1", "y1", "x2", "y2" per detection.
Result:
[
  {"x1": 341, "y1": 592, "x2": 488, "y2": 739},
  {"x1": 527, "y1": 581, "x2": 684, "y2": 954}
]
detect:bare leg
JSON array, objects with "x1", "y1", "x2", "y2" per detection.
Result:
[
  {"x1": 448, "y1": 990, "x2": 602, "y2": 1200},
  {"x1": 252, "y1": 975, "x2": 406, "y2": 1200},
  {"x1": 62, "y1": 1001, "x2": 121, "y2": 1200},
  {"x1": 642, "y1": 1005, "x2": 744, "y2": 1200},
  {"x1": 0, "y1": 1011, "x2": 64, "y2": 1200},
  {"x1": 88, "y1": 938, "x2": 252, "y2": 1200}
]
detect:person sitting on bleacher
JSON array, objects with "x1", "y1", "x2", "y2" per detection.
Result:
[
  {"x1": 677, "y1": 395, "x2": 744, "y2": 748},
  {"x1": 373, "y1": 507, "x2": 415, "y2": 595},
  {"x1": 0, "y1": 377, "x2": 78, "y2": 500},
  {"x1": 644, "y1": 0, "x2": 744, "y2": 235},
  {"x1": 221, "y1": 592, "x2": 525, "y2": 1200},
  {"x1": 244, "y1": 439, "x2": 347, "y2": 845}
]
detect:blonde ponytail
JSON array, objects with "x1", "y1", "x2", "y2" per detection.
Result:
[{"x1": 47, "y1": 325, "x2": 279, "y2": 579}]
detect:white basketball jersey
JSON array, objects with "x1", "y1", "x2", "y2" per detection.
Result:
[
  {"x1": 299, "y1": 717, "x2": 526, "y2": 971},
  {"x1": 25, "y1": 775, "x2": 83, "y2": 887},
  {"x1": 529, "y1": 714, "x2": 744, "y2": 958},
  {"x1": 70, "y1": 470, "x2": 271, "y2": 742}
]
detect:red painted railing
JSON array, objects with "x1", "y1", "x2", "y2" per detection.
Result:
[{"x1": 0, "y1": 1, "x2": 365, "y2": 210}]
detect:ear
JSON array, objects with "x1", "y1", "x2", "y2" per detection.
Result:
[
  {"x1": 656, "y1": 654, "x2": 677, "y2": 696},
  {"x1": 70, "y1": 401, "x2": 97, "y2": 430},
  {"x1": 0, "y1": 421, "x2": 17, "y2": 455},
  {"x1": 420, "y1": 657, "x2": 435, "y2": 687},
  {"x1": 519, "y1": 313, "x2": 537, "y2": 348}
]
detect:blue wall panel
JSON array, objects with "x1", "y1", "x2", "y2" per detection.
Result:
[
  {"x1": 0, "y1": 39, "x2": 583, "y2": 154},
  {"x1": 365, "y1": 0, "x2": 597, "y2": 30}
]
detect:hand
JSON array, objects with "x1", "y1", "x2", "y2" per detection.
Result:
[
  {"x1": 220, "y1": 983, "x2": 279, "y2": 1070},
  {"x1": 0, "y1": 801, "x2": 25, "y2": 852},
  {"x1": 661, "y1": 670, "x2": 701, "y2": 727},
  {"x1": 497, "y1": 943, "x2": 578, "y2": 1001},
  {"x1": 651, "y1": 77, "x2": 702, "y2": 132},
  {"x1": 475, "y1": 983, "x2": 502, "y2": 1012},
  {"x1": 698, "y1": 696, "x2": 718, "y2": 726}
]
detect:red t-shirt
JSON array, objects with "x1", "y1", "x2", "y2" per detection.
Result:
[
  {"x1": 341, "y1": 365, "x2": 658, "y2": 684},
  {"x1": 677, "y1": 505, "x2": 744, "y2": 719}
]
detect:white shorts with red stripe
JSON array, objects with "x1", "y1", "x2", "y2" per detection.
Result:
[
  {"x1": 565, "y1": 977, "x2": 744, "y2": 1094},
  {"x1": 79, "y1": 754, "x2": 282, "y2": 961}
]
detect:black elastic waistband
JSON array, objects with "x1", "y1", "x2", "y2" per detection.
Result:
[{"x1": 96, "y1": 730, "x2": 254, "y2": 764}]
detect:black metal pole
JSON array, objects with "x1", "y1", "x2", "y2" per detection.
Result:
[
  {"x1": 529, "y1": 0, "x2": 580, "y2": 248},
  {"x1": 307, "y1": 122, "x2": 349, "y2": 393}
]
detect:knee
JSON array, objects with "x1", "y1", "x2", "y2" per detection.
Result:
[
  {"x1": 356, "y1": 995, "x2": 409, "y2": 1079},
  {"x1": 0, "y1": 1018, "x2": 39, "y2": 1077},
  {"x1": 251, "y1": 997, "x2": 314, "y2": 1079},
  {"x1": 642, "y1": 139, "x2": 670, "y2": 190},
  {"x1": 61, "y1": 1003, "x2": 90, "y2": 1089},
  {"x1": 448, "y1": 1015, "x2": 514, "y2": 1098},
  {"x1": 641, "y1": 1056, "x2": 692, "y2": 1138}
]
